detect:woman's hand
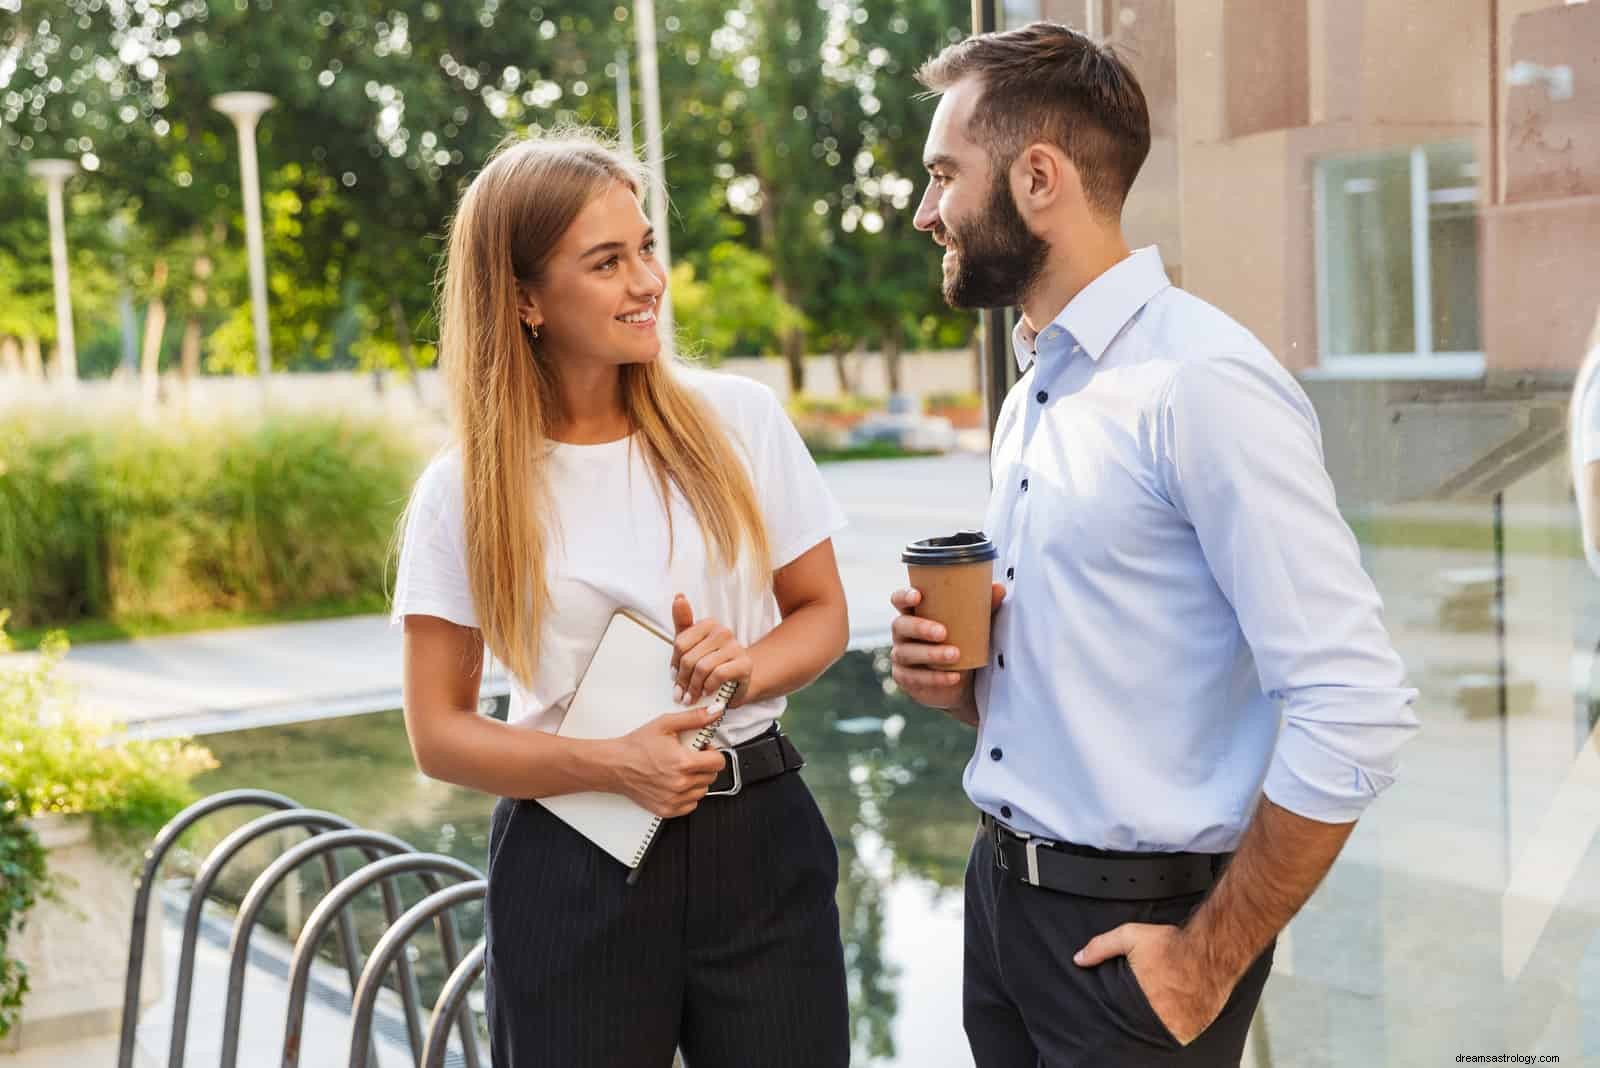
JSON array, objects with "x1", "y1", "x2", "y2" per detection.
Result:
[
  {"x1": 670, "y1": 594, "x2": 754, "y2": 710},
  {"x1": 607, "y1": 707, "x2": 728, "y2": 818}
]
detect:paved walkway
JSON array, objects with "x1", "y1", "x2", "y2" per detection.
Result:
[{"x1": 3, "y1": 453, "x2": 992, "y2": 737}]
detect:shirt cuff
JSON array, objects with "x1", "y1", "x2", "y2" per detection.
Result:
[{"x1": 1261, "y1": 693, "x2": 1418, "y2": 823}]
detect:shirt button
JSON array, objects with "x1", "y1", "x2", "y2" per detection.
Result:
[
  {"x1": 1006, "y1": 566, "x2": 1014, "y2": 580},
  {"x1": 1001, "y1": 805, "x2": 1013, "y2": 820},
  {"x1": 990, "y1": 747, "x2": 1003, "y2": 761},
  {"x1": 997, "y1": 653, "x2": 1005, "y2": 669},
  {"x1": 1020, "y1": 478, "x2": 1029, "y2": 492},
  {"x1": 1035, "y1": 390, "x2": 1048, "y2": 403}
]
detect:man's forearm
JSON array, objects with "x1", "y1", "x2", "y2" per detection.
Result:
[{"x1": 1181, "y1": 796, "x2": 1355, "y2": 985}]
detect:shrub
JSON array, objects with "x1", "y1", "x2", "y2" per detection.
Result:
[
  {"x1": 924, "y1": 390, "x2": 982, "y2": 411},
  {"x1": 0, "y1": 616, "x2": 217, "y2": 843},
  {"x1": 0, "y1": 412, "x2": 425, "y2": 629},
  {"x1": 0, "y1": 612, "x2": 215, "y2": 1036}
]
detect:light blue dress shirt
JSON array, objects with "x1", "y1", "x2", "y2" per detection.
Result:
[{"x1": 969, "y1": 246, "x2": 1419, "y2": 853}]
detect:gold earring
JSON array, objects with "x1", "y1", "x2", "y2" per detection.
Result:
[{"x1": 530, "y1": 325, "x2": 540, "y2": 340}]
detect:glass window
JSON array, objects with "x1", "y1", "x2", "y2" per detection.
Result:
[{"x1": 1316, "y1": 141, "x2": 1483, "y2": 376}]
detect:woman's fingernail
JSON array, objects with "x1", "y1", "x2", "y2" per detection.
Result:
[
  {"x1": 673, "y1": 686, "x2": 685, "y2": 704},
  {"x1": 706, "y1": 701, "x2": 726, "y2": 718}
]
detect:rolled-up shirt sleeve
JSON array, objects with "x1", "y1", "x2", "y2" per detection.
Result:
[{"x1": 1159, "y1": 352, "x2": 1419, "y2": 823}]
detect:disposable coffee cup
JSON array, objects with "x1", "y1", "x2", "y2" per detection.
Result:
[{"x1": 902, "y1": 531, "x2": 998, "y2": 671}]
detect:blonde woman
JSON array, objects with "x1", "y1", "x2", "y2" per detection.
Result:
[{"x1": 392, "y1": 131, "x2": 851, "y2": 1067}]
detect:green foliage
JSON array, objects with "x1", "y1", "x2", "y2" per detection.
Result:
[
  {"x1": 0, "y1": 413, "x2": 425, "y2": 629},
  {"x1": 0, "y1": 613, "x2": 213, "y2": 1035},
  {"x1": 2, "y1": 0, "x2": 972, "y2": 388},
  {"x1": 0, "y1": 787, "x2": 47, "y2": 1039},
  {"x1": 924, "y1": 390, "x2": 981, "y2": 410},
  {"x1": 788, "y1": 393, "x2": 885, "y2": 418},
  {"x1": 671, "y1": 241, "x2": 807, "y2": 358},
  {"x1": 0, "y1": 619, "x2": 218, "y2": 842}
]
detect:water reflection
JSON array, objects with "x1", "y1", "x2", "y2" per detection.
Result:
[{"x1": 192, "y1": 648, "x2": 977, "y2": 1067}]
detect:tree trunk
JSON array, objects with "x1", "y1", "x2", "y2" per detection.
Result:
[
  {"x1": 179, "y1": 318, "x2": 203, "y2": 382},
  {"x1": 831, "y1": 342, "x2": 856, "y2": 397},
  {"x1": 180, "y1": 253, "x2": 213, "y2": 385},
  {"x1": 140, "y1": 259, "x2": 169, "y2": 412},
  {"x1": 389, "y1": 296, "x2": 426, "y2": 407},
  {"x1": 21, "y1": 334, "x2": 43, "y2": 379},
  {"x1": 882, "y1": 328, "x2": 904, "y2": 394},
  {"x1": 0, "y1": 336, "x2": 20, "y2": 376}
]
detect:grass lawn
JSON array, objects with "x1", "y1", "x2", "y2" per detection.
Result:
[{"x1": 809, "y1": 443, "x2": 943, "y2": 463}]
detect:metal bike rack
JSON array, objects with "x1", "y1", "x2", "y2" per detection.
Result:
[
  {"x1": 220, "y1": 827, "x2": 419, "y2": 1068},
  {"x1": 119, "y1": 789, "x2": 300, "y2": 1068},
  {"x1": 168, "y1": 808, "x2": 368, "y2": 1068},
  {"x1": 120, "y1": 790, "x2": 490, "y2": 1067},
  {"x1": 421, "y1": 942, "x2": 488, "y2": 1068},
  {"x1": 282, "y1": 852, "x2": 486, "y2": 1068},
  {"x1": 346, "y1": 880, "x2": 488, "y2": 1068}
]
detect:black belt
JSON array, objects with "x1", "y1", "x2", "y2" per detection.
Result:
[
  {"x1": 982, "y1": 813, "x2": 1228, "y2": 901},
  {"x1": 706, "y1": 725, "x2": 805, "y2": 797}
]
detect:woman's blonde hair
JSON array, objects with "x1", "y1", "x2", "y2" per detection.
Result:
[{"x1": 434, "y1": 129, "x2": 771, "y2": 688}]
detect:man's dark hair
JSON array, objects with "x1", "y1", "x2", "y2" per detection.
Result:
[{"x1": 916, "y1": 22, "x2": 1150, "y2": 215}]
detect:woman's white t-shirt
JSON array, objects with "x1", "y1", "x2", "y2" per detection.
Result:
[{"x1": 391, "y1": 367, "x2": 847, "y2": 746}]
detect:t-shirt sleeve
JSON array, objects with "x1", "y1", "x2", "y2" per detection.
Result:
[
  {"x1": 748, "y1": 385, "x2": 848, "y2": 570},
  {"x1": 390, "y1": 457, "x2": 480, "y2": 628}
]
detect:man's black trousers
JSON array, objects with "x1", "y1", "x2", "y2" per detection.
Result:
[{"x1": 964, "y1": 821, "x2": 1275, "y2": 1067}]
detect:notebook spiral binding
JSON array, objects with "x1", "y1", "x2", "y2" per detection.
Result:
[{"x1": 629, "y1": 678, "x2": 740, "y2": 867}]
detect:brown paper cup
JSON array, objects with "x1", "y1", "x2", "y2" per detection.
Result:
[{"x1": 903, "y1": 532, "x2": 998, "y2": 671}]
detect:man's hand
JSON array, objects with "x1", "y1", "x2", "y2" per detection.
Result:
[
  {"x1": 888, "y1": 583, "x2": 1004, "y2": 724},
  {"x1": 671, "y1": 593, "x2": 753, "y2": 711},
  {"x1": 1073, "y1": 923, "x2": 1231, "y2": 1046}
]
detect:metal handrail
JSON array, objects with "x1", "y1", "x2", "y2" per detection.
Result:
[
  {"x1": 421, "y1": 941, "x2": 487, "y2": 1068},
  {"x1": 347, "y1": 881, "x2": 488, "y2": 1068},
  {"x1": 220, "y1": 828, "x2": 417, "y2": 1068},
  {"x1": 118, "y1": 789, "x2": 298, "y2": 1068},
  {"x1": 167, "y1": 808, "x2": 364, "y2": 1068},
  {"x1": 282, "y1": 853, "x2": 484, "y2": 1068}
]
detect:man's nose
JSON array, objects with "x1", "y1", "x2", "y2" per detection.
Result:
[{"x1": 913, "y1": 182, "x2": 940, "y2": 233}]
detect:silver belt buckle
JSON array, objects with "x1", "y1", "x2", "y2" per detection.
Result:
[
  {"x1": 705, "y1": 747, "x2": 743, "y2": 797},
  {"x1": 993, "y1": 818, "x2": 1045, "y2": 886}
]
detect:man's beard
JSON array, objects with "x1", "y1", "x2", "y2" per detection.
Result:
[{"x1": 942, "y1": 171, "x2": 1049, "y2": 310}]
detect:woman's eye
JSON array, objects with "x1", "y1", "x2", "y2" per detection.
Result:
[
  {"x1": 599, "y1": 257, "x2": 619, "y2": 271},
  {"x1": 641, "y1": 239, "x2": 656, "y2": 257}
]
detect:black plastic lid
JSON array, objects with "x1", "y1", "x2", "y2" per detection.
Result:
[{"x1": 902, "y1": 531, "x2": 997, "y2": 565}]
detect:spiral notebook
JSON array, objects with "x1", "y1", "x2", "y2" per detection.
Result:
[{"x1": 535, "y1": 609, "x2": 734, "y2": 876}]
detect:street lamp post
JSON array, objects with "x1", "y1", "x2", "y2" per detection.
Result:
[
  {"x1": 634, "y1": 0, "x2": 674, "y2": 339},
  {"x1": 26, "y1": 158, "x2": 79, "y2": 386},
  {"x1": 211, "y1": 91, "x2": 276, "y2": 389}
]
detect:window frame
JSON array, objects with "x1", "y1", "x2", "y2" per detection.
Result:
[{"x1": 1310, "y1": 142, "x2": 1486, "y2": 382}]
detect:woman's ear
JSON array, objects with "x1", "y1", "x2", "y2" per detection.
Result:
[{"x1": 516, "y1": 287, "x2": 544, "y2": 331}]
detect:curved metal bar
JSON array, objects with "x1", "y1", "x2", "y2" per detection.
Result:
[
  {"x1": 347, "y1": 882, "x2": 487, "y2": 1068},
  {"x1": 219, "y1": 829, "x2": 418, "y2": 1068},
  {"x1": 421, "y1": 941, "x2": 486, "y2": 1068},
  {"x1": 281, "y1": 854, "x2": 483, "y2": 1068},
  {"x1": 118, "y1": 789, "x2": 298, "y2": 1068},
  {"x1": 168, "y1": 808, "x2": 358, "y2": 1068},
  {"x1": 433, "y1": 912, "x2": 483, "y2": 1068}
]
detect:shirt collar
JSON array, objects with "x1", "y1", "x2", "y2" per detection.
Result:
[{"x1": 1009, "y1": 246, "x2": 1170, "y2": 373}]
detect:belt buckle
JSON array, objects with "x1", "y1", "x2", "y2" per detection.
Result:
[
  {"x1": 704, "y1": 747, "x2": 743, "y2": 797},
  {"x1": 992, "y1": 818, "x2": 1045, "y2": 887}
]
